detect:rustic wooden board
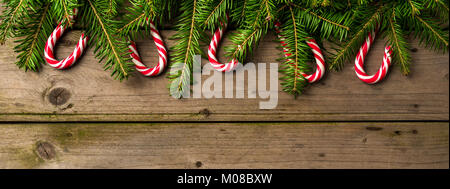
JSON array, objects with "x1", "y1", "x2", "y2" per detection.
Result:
[
  {"x1": 0, "y1": 31, "x2": 448, "y2": 122},
  {"x1": 0, "y1": 122, "x2": 447, "y2": 169}
]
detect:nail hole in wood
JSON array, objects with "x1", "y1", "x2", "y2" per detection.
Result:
[{"x1": 195, "y1": 161, "x2": 203, "y2": 168}]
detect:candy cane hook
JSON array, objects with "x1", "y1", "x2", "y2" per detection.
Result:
[
  {"x1": 208, "y1": 15, "x2": 239, "y2": 72},
  {"x1": 128, "y1": 20, "x2": 167, "y2": 77},
  {"x1": 354, "y1": 31, "x2": 392, "y2": 84},
  {"x1": 44, "y1": 8, "x2": 88, "y2": 70},
  {"x1": 274, "y1": 22, "x2": 326, "y2": 83}
]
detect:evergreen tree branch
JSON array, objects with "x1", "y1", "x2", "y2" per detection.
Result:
[
  {"x1": 0, "y1": 0, "x2": 29, "y2": 44},
  {"x1": 51, "y1": 0, "x2": 79, "y2": 26},
  {"x1": 298, "y1": 6, "x2": 350, "y2": 31},
  {"x1": 204, "y1": 0, "x2": 225, "y2": 25},
  {"x1": 264, "y1": 0, "x2": 273, "y2": 20},
  {"x1": 226, "y1": 28, "x2": 261, "y2": 62},
  {"x1": 278, "y1": 5, "x2": 310, "y2": 96},
  {"x1": 232, "y1": 0, "x2": 248, "y2": 24},
  {"x1": 169, "y1": 0, "x2": 206, "y2": 98},
  {"x1": 83, "y1": 0, "x2": 133, "y2": 80},
  {"x1": 14, "y1": 1, "x2": 53, "y2": 71},
  {"x1": 225, "y1": 0, "x2": 276, "y2": 63},
  {"x1": 61, "y1": 0, "x2": 73, "y2": 24},
  {"x1": 290, "y1": 7, "x2": 299, "y2": 87},
  {"x1": 118, "y1": 0, "x2": 170, "y2": 38},
  {"x1": 414, "y1": 15, "x2": 449, "y2": 50},
  {"x1": 424, "y1": 0, "x2": 449, "y2": 22},
  {"x1": 438, "y1": 0, "x2": 449, "y2": 11},
  {"x1": 290, "y1": 2, "x2": 352, "y2": 40},
  {"x1": 243, "y1": 0, "x2": 275, "y2": 28},
  {"x1": 197, "y1": 0, "x2": 231, "y2": 32},
  {"x1": 240, "y1": 0, "x2": 248, "y2": 18},
  {"x1": 118, "y1": 12, "x2": 145, "y2": 35},
  {"x1": 104, "y1": 0, "x2": 117, "y2": 18},
  {"x1": 407, "y1": 0, "x2": 420, "y2": 16},
  {"x1": 330, "y1": 4, "x2": 383, "y2": 71},
  {"x1": 386, "y1": 8, "x2": 411, "y2": 75}
]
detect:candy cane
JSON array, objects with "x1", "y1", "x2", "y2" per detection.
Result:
[
  {"x1": 128, "y1": 21, "x2": 167, "y2": 76},
  {"x1": 354, "y1": 31, "x2": 392, "y2": 84},
  {"x1": 274, "y1": 22, "x2": 325, "y2": 83},
  {"x1": 44, "y1": 8, "x2": 88, "y2": 70},
  {"x1": 208, "y1": 16, "x2": 239, "y2": 72}
]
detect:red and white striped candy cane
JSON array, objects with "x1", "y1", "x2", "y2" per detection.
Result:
[
  {"x1": 128, "y1": 21, "x2": 167, "y2": 76},
  {"x1": 354, "y1": 31, "x2": 392, "y2": 84},
  {"x1": 274, "y1": 22, "x2": 326, "y2": 83},
  {"x1": 208, "y1": 16, "x2": 239, "y2": 72},
  {"x1": 44, "y1": 8, "x2": 88, "y2": 70}
]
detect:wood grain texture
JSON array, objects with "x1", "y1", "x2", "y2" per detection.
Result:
[
  {"x1": 0, "y1": 122, "x2": 447, "y2": 169},
  {"x1": 0, "y1": 31, "x2": 449, "y2": 122}
]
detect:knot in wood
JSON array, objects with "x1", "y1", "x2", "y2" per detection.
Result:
[
  {"x1": 48, "y1": 87, "x2": 71, "y2": 106},
  {"x1": 36, "y1": 141, "x2": 56, "y2": 160}
]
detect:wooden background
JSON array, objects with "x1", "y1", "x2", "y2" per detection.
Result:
[{"x1": 0, "y1": 29, "x2": 448, "y2": 168}]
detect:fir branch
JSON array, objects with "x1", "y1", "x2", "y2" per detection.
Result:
[
  {"x1": 158, "y1": 0, "x2": 178, "y2": 23},
  {"x1": 290, "y1": 7, "x2": 299, "y2": 84},
  {"x1": 118, "y1": 0, "x2": 172, "y2": 38},
  {"x1": 118, "y1": 0, "x2": 148, "y2": 37},
  {"x1": 407, "y1": 0, "x2": 420, "y2": 16},
  {"x1": 251, "y1": 6, "x2": 263, "y2": 27},
  {"x1": 240, "y1": 0, "x2": 248, "y2": 18},
  {"x1": 104, "y1": 0, "x2": 118, "y2": 18},
  {"x1": 168, "y1": 0, "x2": 206, "y2": 98},
  {"x1": 83, "y1": 0, "x2": 133, "y2": 80},
  {"x1": 242, "y1": 0, "x2": 275, "y2": 29},
  {"x1": 94, "y1": 0, "x2": 123, "y2": 18},
  {"x1": 424, "y1": 0, "x2": 449, "y2": 22},
  {"x1": 203, "y1": 0, "x2": 225, "y2": 25},
  {"x1": 386, "y1": 8, "x2": 411, "y2": 75},
  {"x1": 264, "y1": 0, "x2": 273, "y2": 20},
  {"x1": 278, "y1": 5, "x2": 310, "y2": 96},
  {"x1": 413, "y1": 14, "x2": 449, "y2": 51},
  {"x1": 0, "y1": 0, "x2": 29, "y2": 44},
  {"x1": 294, "y1": 3, "x2": 352, "y2": 40},
  {"x1": 60, "y1": 0, "x2": 73, "y2": 25},
  {"x1": 197, "y1": 0, "x2": 231, "y2": 32},
  {"x1": 299, "y1": 6, "x2": 350, "y2": 31},
  {"x1": 51, "y1": 0, "x2": 79, "y2": 26},
  {"x1": 232, "y1": 0, "x2": 248, "y2": 24},
  {"x1": 14, "y1": 2, "x2": 53, "y2": 71},
  {"x1": 118, "y1": 12, "x2": 145, "y2": 36},
  {"x1": 330, "y1": 4, "x2": 383, "y2": 71},
  {"x1": 226, "y1": 28, "x2": 262, "y2": 62},
  {"x1": 395, "y1": 0, "x2": 422, "y2": 17},
  {"x1": 251, "y1": 0, "x2": 273, "y2": 27},
  {"x1": 437, "y1": 0, "x2": 449, "y2": 11},
  {"x1": 225, "y1": 0, "x2": 275, "y2": 63},
  {"x1": 321, "y1": 0, "x2": 331, "y2": 7}
]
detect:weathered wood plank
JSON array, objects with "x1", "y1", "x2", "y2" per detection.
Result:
[
  {"x1": 0, "y1": 122, "x2": 447, "y2": 169},
  {"x1": 0, "y1": 31, "x2": 448, "y2": 122}
]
